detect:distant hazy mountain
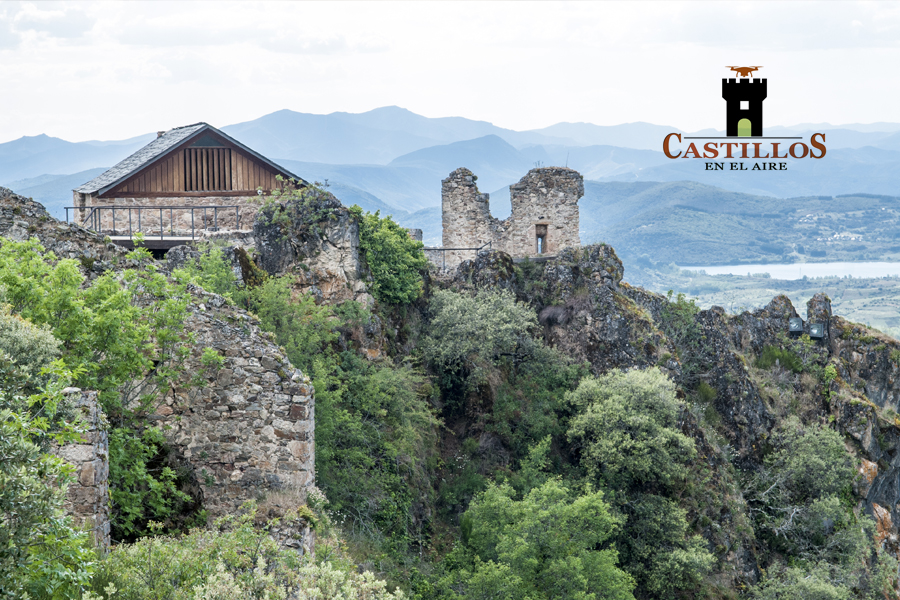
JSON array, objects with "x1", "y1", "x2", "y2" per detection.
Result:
[
  {"x1": 277, "y1": 160, "x2": 438, "y2": 213},
  {"x1": 575, "y1": 181, "x2": 900, "y2": 266},
  {"x1": 0, "y1": 134, "x2": 150, "y2": 185},
  {"x1": 9, "y1": 168, "x2": 108, "y2": 219},
  {"x1": 524, "y1": 122, "x2": 683, "y2": 151},
  {"x1": 222, "y1": 106, "x2": 573, "y2": 166},
  {"x1": 5, "y1": 106, "x2": 900, "y2": 230},
  {"x1": 388, "y1": 135, "x2": 532, "y2": 194},
  {"x1": 600, "y1": 146, "x2": 900, "y2": 198}
]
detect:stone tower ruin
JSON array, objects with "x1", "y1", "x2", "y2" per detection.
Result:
[{"x1": 440, "y1": 166, "x2": 584, "y2": 268}]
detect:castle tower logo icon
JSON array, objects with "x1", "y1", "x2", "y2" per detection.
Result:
[{"x1": 723, "y1": 66, "x2": 766, "y2": 137}]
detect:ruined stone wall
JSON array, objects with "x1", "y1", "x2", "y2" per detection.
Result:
[
  {"x1": 4, "y1": 187, "x2": 316, "y2": 549},
  {"x1": 154, "y1": 284, "x2": 315, "y2": 519},
  {"x1": 500, "y1": 167, "x2": 583, "y2": 258},
  {"x1": 53, "y1": 389, "x2": 110, "y2": 552},
  {"x1": 438, "y1": 167, "x2": 583, "y2": 269},
  {"x1": 73, "y1": 192, "x2": 259, "y2": 235},
  {"x1": 441, "y1": 168, "x2": 501, "y2": 267}
]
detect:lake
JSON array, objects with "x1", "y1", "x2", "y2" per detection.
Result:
[{"x1": 682, "y1": 262, "x2": 900, "y2": 280}]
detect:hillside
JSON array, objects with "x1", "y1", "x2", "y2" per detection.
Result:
[{"x1": 579, "y1": 181, "x2": 900, "y2": 265}]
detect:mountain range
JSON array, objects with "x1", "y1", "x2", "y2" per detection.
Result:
[{"x1": 3, "y1": 106, "x2": 900, "y2": 257}]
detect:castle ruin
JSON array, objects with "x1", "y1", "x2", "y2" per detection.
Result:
[{"x1": 439, "y1": 167, "x2": 584, "y2": 268}]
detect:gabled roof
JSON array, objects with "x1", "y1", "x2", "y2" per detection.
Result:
[{"x1": 74, "y1": 122, "x2": 304, "y2": 195}]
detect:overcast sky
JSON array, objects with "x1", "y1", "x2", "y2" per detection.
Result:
[{"x1": 1, "y1": 1, "x2": 898, "y2": 142}]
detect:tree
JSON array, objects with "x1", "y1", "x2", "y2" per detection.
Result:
[
  {"x1": 567, "y1": 368, "x2": 695, "y2": 491},
  {"x1": 422, "y1": 289, "x2": 542, "y2": 393},
  {"x1": 567, "y1": 368, "x2": 714, "y2": 597},
  {"x1": 747, "y1": 417, "x2": 873, "y2": 583},
  {"x1": 0, "y1": 238, "x2": 199, "y2": 540},
  {"x1": 440, "y1": 479, "x2": 635, "y2": 600},
  {"x1": 0, "y1": 312, "x2": 94, "y2": 599}
]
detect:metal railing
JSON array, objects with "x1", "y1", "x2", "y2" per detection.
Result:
[
  {"x1": 423, "y1": 241, "x2": 492, "y2": 271},
  {"x1": 65, "y1": 205, "x2": 243, "y2": 240}
]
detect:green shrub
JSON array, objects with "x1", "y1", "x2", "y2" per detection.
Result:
[
  {"x1": 659, "y1": 291, "x2": 701, "y2": 351},
  {"x1": 567, "y1": 369, "x2": 695, "y2": 490},
  {"x1": 351, "y1": 206, "x2": 427, "y2": 305},
  {"x1": 747, "y1": 417, "x2": 867, "y2": 567},
  {"x1": 109, "y1": 427, "x2": 198, "y2": 540},
  {"x1": 88, "y1": 505, "x2": 402, "y2": 600},
  {"x1": 314, "y1": 352, "x2": 438, "y2": 550},
  {"x1": 422, "y1": 289, "x2": 541, "y2": 395},
  {"x1": 0, "y1": 306, "x2": 61, "y2": 394},
  {"x1": 696, "y1": 380, "x2": 717, "y2": 404},
  {"x1": 172, "y1": 243, "x2": 241, "y2": 300},
  {"x1": 0, "y1": 348, "x2": 95, "y2": 598},
  {"x1": 756, "y1": 345, "x2": 803, "y2": 373},
  {"x1": 566, "y1": 368, "x2": 714, "y2": 596},
  {"x1": 0, "y1": 239, "x2": 202, "y2": 540},
  {"x1": 243, "y1": 276, "x2": 337, "y2": 374}
]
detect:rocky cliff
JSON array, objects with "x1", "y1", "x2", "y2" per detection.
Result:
[{"x1": 438, "y1": 245, "x2": 900, "y2": 587}]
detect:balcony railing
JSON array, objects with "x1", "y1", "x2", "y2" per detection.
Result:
[{"x1": 65, "y1": 205, "x2": 243, "y2": 240}]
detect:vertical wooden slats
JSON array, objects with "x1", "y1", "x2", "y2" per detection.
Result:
[
  {"x1": 214, "y1": 150, "x2": 220, "y2": 190},
  {"x1": 175, "y1": 151, "x2": 182, "y2": 191},
  {"x1": 191, "y1": 150, "x2": 198, "y2": 190},
  {"x1": 110, "y1": 144, "x2": 283, "y2": 195}
]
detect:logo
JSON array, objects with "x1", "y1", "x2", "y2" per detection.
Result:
[{"x1": 662, "y1": 67, "x2": 826, "y2": 170}]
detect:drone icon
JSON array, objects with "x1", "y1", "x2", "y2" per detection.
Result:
[{"x1": 726, "y1": 66, "x2": 763, "y2": 78}]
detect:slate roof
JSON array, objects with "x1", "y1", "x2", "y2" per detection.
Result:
[{"x1": 75, "y1": 122, "x2": 303, "y2": 196}]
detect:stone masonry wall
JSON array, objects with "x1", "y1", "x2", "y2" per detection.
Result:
[
  {"x1": 441, "y1": 168, "x2": 499, "y2": 267},
  {"x1": 438, "y1": 167, "x2": 583, "y2": 269},
  {"x1": 74, "y1": 192, "x2": 259, "y2": 235},
  {"x1": 153, "y1": 284, "x2": 315, "y2": 519},
  {"x1": 502, "y1": 167, "x2": 583, "y2": 258},
  {"x1": 53, "y1": 389, "x2": 110, "y2": 552}
]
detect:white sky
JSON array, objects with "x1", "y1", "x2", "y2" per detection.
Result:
[{"x1": 1, "y1": 0, "x2": 899, "y2": 142}]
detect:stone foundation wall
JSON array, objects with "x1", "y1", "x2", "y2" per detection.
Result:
[
  {"x1": 53, "y1": 389, "x2": 110, "y2": 552},
  {"x1": 437, "y1": 167, "x2": 583, "y2": 270},
  {"x1": 73, "y1": 193, "x2": 260, "y2": 235}
]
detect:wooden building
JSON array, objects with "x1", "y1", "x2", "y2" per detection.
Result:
[{"x1": 73, "y1": 123, "x2": 303, "y2": 237}]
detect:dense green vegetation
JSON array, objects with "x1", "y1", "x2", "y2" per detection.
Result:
[
  {"x1": 0, "y1": 240, "x2": 202, "y2": 542},
  {"x1": 1, "y1": 202, "x2": 893, "y2": 599},
  {"x1": 0, "y1": 310, "x2": 95, "y2": 599}
]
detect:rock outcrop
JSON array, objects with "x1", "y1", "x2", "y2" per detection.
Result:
[
  {"x1": 439, "y1": 243, "x2": 900, "y2": 581},
  {"x1": 253, "y1": 190, "x2": 371, "y2": 305},
  {"x1": 0, "y1": 187, "x2": 125, "y2": 270}
]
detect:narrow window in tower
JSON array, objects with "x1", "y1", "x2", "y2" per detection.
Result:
[
  {"x1": 740, "y1": 100, "x2": 749, "y2": 110},
  {"x1": 535, "y1": 224, "x2": 548, "y2": 254}
]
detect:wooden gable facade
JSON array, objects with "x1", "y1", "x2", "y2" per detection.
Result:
[{"x1": 101, "y1": 130, "x2": 289, "y2": 199}]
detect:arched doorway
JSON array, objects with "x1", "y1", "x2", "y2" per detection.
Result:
[{"x1": 738, "y1": 118, "x2": 752, "y2": 137}]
